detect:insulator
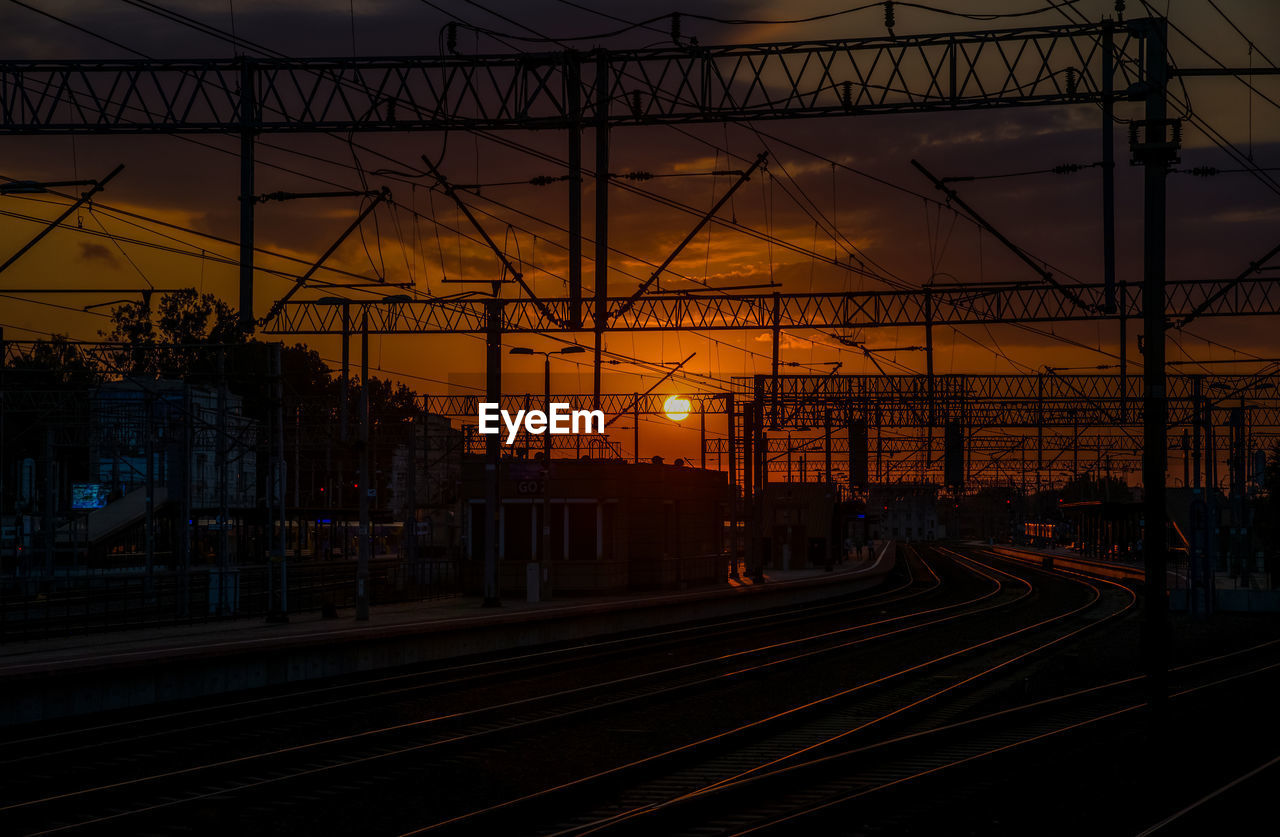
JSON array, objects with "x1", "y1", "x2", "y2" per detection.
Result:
[
  {"x1": 841, "y1": 80, "x2": 853, "y2": 108},
  {"x1": 385, "y1": 98, "x2": 396, "y2": 122},
  {"x1": 624, "y1": 171, "x2": 653, "y2": 181},
  {"x1": 1065, "y1": 67, "x2": 1078, "y2": 96},
  {"x1": 446, "y1": 22, "x2": 457, "y2": 54},
  {"x1": 1192, "y1": 166, "x2": 1218, "y2": 177},
  {"x1": 1171, "y1": 120, "x2": 1182, "y2": 144},
  {"x1": 884, "y1": 1, "x2": 895, "y2": 30},
  {"x1": 1115, "y1": 1, "x2": 1126, "y2": 15},
  {"x1": 671, "y1": 12, "x2": 681, "y2": 45},
  {"x1": 630, "y1": 90, "x2": 643, "y2": 117}
]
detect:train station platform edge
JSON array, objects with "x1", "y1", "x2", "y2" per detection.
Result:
[{"x1": 0, "y1": 552, "x2": 894, "y2": 684}]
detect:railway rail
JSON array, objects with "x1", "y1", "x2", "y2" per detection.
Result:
[{"x1": 0, "y1": 543, "x2": 1274, "y2": 835}]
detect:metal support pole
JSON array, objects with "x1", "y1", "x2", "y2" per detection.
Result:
[
  {"x1": 483, "y1": 300, "x2": 502, "y2": 607},
  {"x1": 752, "y1": 376, "x2": 766, "y2": 582},
  {"x1": 593, "y1": 50, "x2": 610, "y2": 410},
  {"x1": 1119, "y1": 281, "x2": 1128, "y2": 423},
  {"x1": 727, "y1": 393, "x2": 739, "y2": 579},
  {"x1": 43, "y1": 426, "x2": 54, "y2": 577},
  {"x1": 742, "y1": 401, "x2": 755, "y2": 580},
  {"x1": 770, "y1": 294, "x2": 781, "y2": 429},
  {"x1": 925, "y1": 289, "x2": 935, "y2": 481},
  {"x1": 356, "y1": 313, "x2": 371, "y2": 620},
  {"x1": 217, "y1": 349, "x2": 230, "y2": 613},
  {"x1": 1073, "y1": 415, "x2": 1079, "y2": 480},
  {"x1": 542, "y1": 354, "x2": 552, "y2": 600},
  {"x1": 238, "y1": 58, "x2": 255, "y2": 334},
  {"x1": 1103, "y1": 19, "x2": 1117, "y2": 313},
  {"x1": 1192, "y1": 377, "x2": 1202, "y2": 489},
  {"x1": 824, "y1": 408, "x2": 832, "y2": 487},
  {"x1": 271, "y1": 342, "x2": 288, "y2": 620},
  {"x1": 406, "y1": 410, "x2": 417, "y2": 569},
  {"x1": 1139, "y1": 19, "x2": 1170, "y2": 708},
  {"x1": 568, "y1": 56, "x2": 582, "y2": 329},
  {"x1": 1036, "y1": 373, "x2": 1044, "y2": 492},
  {"x1": 144, "y1": 390, "x2": 154, "y2": 594},
  {"x1": 633, "y1": 395, "x2": 640, "y2": 463},
  {"x1": 700, "y1": 399, "x2": 706, "y2": 470},
  {"x1": 1182, "y1": 430, "x2": 1191, "y2": 488},
  {"x1": 179, "y1": 383, "x2": 191, "y2": 618}
]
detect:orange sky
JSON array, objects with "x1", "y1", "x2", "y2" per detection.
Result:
[{"x1": 1, "y1": 1, "x2": 1278, "y2": 462}]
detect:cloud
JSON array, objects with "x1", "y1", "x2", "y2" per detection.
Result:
[
  {"x1": 77, "y1": 242, "x2": 119, "y2": 267},
  {"x1": 753, "y1": 331, "x2": 813, "y2": 351}
]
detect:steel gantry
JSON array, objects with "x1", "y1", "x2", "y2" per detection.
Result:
[
  {"x1": 3, "y1": 15, "x2": 1241, "y2": 686},
  {"x1": 4, "y1": 17, "x2": 1158, "y2": 333},
  {"x1": 261, "y1": 278, "x2": 1280, "y2": 335}
]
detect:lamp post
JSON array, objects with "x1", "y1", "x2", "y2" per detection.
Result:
[{"x1": 509, "y1": 345, "x2": 585, "y2": 601}]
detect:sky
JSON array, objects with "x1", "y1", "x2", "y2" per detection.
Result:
[{"x1": 1, "y1": 0, "x2": 1277, "y2": 463}]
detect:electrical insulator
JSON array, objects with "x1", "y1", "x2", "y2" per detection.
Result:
[
  {"x1": 884, "y1": 1, "x2": 895, "y2": 30},
  {"x1": 671, "y1": 12, "x2": 681, "y2": 46},
  {"x1": 446, "y1": 22, "x2": 457, "y2": 54},
  {"x1": 841, "y1": 80, "x2": 853, "y2": 109},
  {"x1": 1191, "y1": 166, "x2": 1219, "y2": 177},
  {"x1": 630, "y1": 90, "x2": 643, "y2": 118},
  {"x1": 1065, "y1": 67, "x2": 1078, "y2": 97}
]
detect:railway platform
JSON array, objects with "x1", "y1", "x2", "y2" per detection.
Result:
[{"x1": 0, "y1": 544, "x2": 896, "y2": 726}]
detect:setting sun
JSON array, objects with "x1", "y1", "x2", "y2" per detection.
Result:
[{"x1": 663, "y1": 395, "x2": 692, "y2": 421}]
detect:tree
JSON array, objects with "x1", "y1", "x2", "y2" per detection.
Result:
[{"x1": 101, "y1": 289, "x2": 242, "y2": 378}]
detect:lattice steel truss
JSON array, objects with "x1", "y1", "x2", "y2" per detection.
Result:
[
  {"x1": 262, "y1": 279, "x2": 1280, "y2": 334},
  {"x1": 0, "y1": 22, "x2": 1145, "y2": 134},
  {"x1": 736, "y1": 373, "x2": 1280, "y2": 428}
]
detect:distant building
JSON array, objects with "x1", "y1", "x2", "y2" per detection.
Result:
[
  {"x1": 868, "y1": 483, "x2": 944, "y2": 542},
  {"x1": 459, "y1": 458, "x2": 728, "y2": 594},
  {"x1": 90, "y1": 378, "x2": 258, "y2": 509},
  {"x1": 390, "y1": 413, "x2": 464, "y2": 556},
  {"x1": 761, "y1": 482, "x2": 838, "y2": 569}
]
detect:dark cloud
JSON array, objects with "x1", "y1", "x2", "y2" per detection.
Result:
[{"x1": 77, "y1": 241, "x2": 119, "y2": 266}]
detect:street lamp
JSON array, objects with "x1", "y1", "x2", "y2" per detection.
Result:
[{"x1": 508, "y1": 345, "x2": 585, "y2": 601}]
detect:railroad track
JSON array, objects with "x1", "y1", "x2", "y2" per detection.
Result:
[
  {"x1": 3, "y1": 545, "x2": 1040, "y2": 834},
  {"x1": 0, "y1": 546, "x2": 976, "y2": 834},
  {"x1": 9, "y1": 543, "x2": 1265, "y2": 836},
  {"x1": 447, "y1": 546, "x2": 1131, "y2": 836}
]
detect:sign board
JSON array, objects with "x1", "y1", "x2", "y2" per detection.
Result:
[{"x1": 71, "y1": 483, "x2": 109, "y2": 510}]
